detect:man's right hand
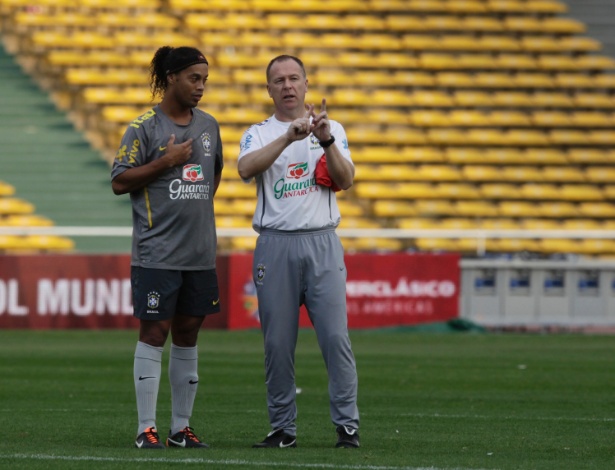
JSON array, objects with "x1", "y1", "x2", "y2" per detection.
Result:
[
  {"x1": 163, "y1": 134, "x2": 193, "y2": 167},
  {"x1": 285, "y1": 104, "x2": 315, "y2": 143}
]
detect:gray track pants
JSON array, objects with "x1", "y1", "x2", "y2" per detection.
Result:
[{"x1": 253, "y1": 227, "x2": 359, "y2": 435}]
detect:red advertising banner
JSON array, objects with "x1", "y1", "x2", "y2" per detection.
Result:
[
  {"x1": 0, "y1": 253, "x2": 459, "y2": 329},
  {"x1": 227, "y1": 252, "x2": 460, "y2": 329}
]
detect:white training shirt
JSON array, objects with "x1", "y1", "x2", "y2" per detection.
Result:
[{"x1": 238, "y1": 115, "x2": 353, "y2": 232}]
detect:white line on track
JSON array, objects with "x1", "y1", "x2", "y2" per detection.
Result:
[
  {"x1": 399, "y1": 412, "x2": 615, "y2": 423},
  {"x1": 0, "y1": 454, "x2": 491, "y2": 470}
]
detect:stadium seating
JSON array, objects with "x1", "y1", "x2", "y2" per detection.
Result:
[{"x1": 2, "y1": 0, "x2": 615, "y2": 255}]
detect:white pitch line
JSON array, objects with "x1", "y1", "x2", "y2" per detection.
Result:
[
  {"x1": 400, "y1": 412, "x2": 615, "y2": 423},
  {"x1": 0, "y1": 454, "x2": 492, "y2": 470}
]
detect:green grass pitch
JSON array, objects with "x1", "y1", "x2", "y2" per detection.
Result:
[{"x1": 0, "y1": 328, "x2": 614, "y2": 470}]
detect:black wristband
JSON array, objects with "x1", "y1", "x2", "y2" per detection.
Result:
[{"x1": 319, "y1": 135, "x2": 335, "y2": 148}]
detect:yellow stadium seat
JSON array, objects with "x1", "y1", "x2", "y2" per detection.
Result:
[
  {"x1": 481, "y1": 184, "x2": 521, "y2": 200},
  {"x1": 570, "y1": 112, "x2": 612, "y2": 127},
  {"x1": 498, "y1": 201, "x2": 536, "y2": 217},
  {"x1": 411, "y1": 90, "x2": 454, "y2": 107},
  {"x1": 330, "y1": 88, "x2": 373, "y2": 107},
  {"x1": 439, "y1": 218, "x2": 476, "y2": 229},
  {"x1": 567, "y1": 148, "x2": 611, "y2": 163},
  {"x1": 435, "y1": 72, "x2": 475, "y2": 88},
  {"x1": 536, "y1": 239, "x2": 583, "y2": 254},
  {"x1": 594, "y1": 74, "x2": 615, "y2": 87},
  {"x1": 604, "y1": 186, "x2": 615, "y2": 199},
  {"x1": 537, "y1": 202, "x2": 579, "y2": 218},
  {"x1": 436, "y1": 183, "x2": 481, "y2": 199},
  {"x1": 559, "y1": 37, "x2": 602, "y2": 52},
  {"x1": 459, "y1": 54, "x2": 499, "y2": 69},
  {"x1": 462, "y1": 16, "x2": 502, "y2": 31},
  {"x1": 542, "y1": 166, "x2": 585, "y2": 182},
  {"x1": 401, "y1": 147, "x2": 445, "y2": 163},
  {"x1": 467, "y1": 129, "x2": 508, "y2": 146},
  {"x1": 437, "y1": 35, "x2": 481, "y2": 52},
  {"x1": 578, "y1": 202, "x2": 615, "y2": 218},
  {"x1": 0, "y1": 235, "x2": 30, "y2": 252},
  {"x1": 410, "y1": 110, "x2": 451, "y2": 127},
  {"x1": 519, "y1": 183, "x2": 561, "y2": 200},
  {"x1": 344, "y1": 14, "x2": 386, "y2": 30},
  {"x1": 554, "y1": 73, "x2": 595, "y2": 88},
  {"x1": 419, "y1": 53, "x2": 458, "y2": 70},
  {"x1": 492, "y1": 91, "x2": 534, "y2": 107},
  {"x1": 414, "y1": 200, "x2": 457, "y2": 216},
  {"x1": 537, "y1": 55, "x2": 579, "y2": 71},
  {"x1": 371, "y1": 90, "x2": 413, "y2": 107},
  {"x1": 351, "y1": 71, "x2": 392, "y2": 87},
  {"x1": 548, "y1": 130, "x2": 589, "y2": 146},
  {"x1": 350, "y1": 146, "x2": 402, "y2": 163},
  {"x1": 398, "y1": 218, "x2": 439, "y2": 229},
  {"x1": 215, "y1": 182, "x2": 256, "y2": 199},
  {"x1": 562, "y1": 219, "x2": 603, "y2": 230},
  {"x1": 453, "y1": 91, "x2": 494, "y2": 107},
  {"x1": 503, "y1": 16, "x2": 542, "y2": 33},
  {"x1": 524, "y1": 148, "x2": 569, "y2": 165},
  {"x1": 514, "y1": 73, "x2": 555, "y2": 88},
  {"x1": 520, "y1": 36, "x2": 561, "y2": 53},
  {"x1": 573, "y1": 93, "x2": 614, "y2": 108},
  {"x1": 521, "y1": 219, "x2": 562, "y2": 229},
  {"x1": 376, "y1": 53, "x2": 419, "y2": 69},
  {"x1": 443, "y1": 148, "x2": 482, "y2": 164},
  {"x1": 541, "y1": 17, "x2": 585, "y2": 34},
  {"x1": 447, "y1": 110, "x2": 490, "y2": 127},
  {"x1": 585, "y1": 167, "x2": 615, "y2": 183},
  {"x1": 426, "y1": 129, "x2": 469, "y2": 146},
  {"x1": 0, "y1": 182, "x2": 16, "y2": 196},
  {"x1": 462, "y1": 166, "x2": 502, "y2": 181},
  {"x1": 384, "y1": 14, "x2": 428, "y2": 31},
  {"x1": 393, "y1": 71, "x2": 435, "y2": 86},
  {"x1": 383, "y1": 128, "x2": 427, "y2": 145},
  {"x1": 588, "y1": 130, "x2": 615, "y2": 145},
  {"x1": 454, "y1": 200, "x2": 499, "y2": 216},
  {"x1": 230, "y1": 237, "x2": 257, "y2": 251},
  {"x1": 559, "y1": 184, "x2": 604, "y2": 201},
  {"x1": 575, "y1": 55, "x2": 615, "y2": 70},
  {"x1": 490, "y1": 239, "x2": 541, "y2": 253},
  {"x1": 415, "y1": 238, "x2": 459, "y2": 252},
  {"x1": 479, "y1": 218, "x2": 520, "y2": 229},
  {"x1": 423, "y1": 15, "x2": 464, "y2": 30},
  {"x1": 24, "y1": 235, "x2": 75, "y2": 252},
  {"x1": 474, "y1": 73, "x2": 516, "y2": 88},
  {"x1": 0, "y1": 198, "x2": 35, "y2": 215},
  {"x1": 373, "y1": 201, "x2": 417, "y2": 217},
  {"x1": 2, "y1": 214, "x2": 54, "y2": 226},
  {"x1": 491, "y1": 111, "x2": 532, "y2": 127},
  {"x1": 212, "y1": 216, "x2": 252, "y2": 229},
  {"x1": 355, "y1": 183, "x2": 428, "y2": 199},
  {"x1": 534, "y1": 92, "x2": 575, "y2": 108},
  {"x1": 576, "y1": 239, "x2": 615, "y2": 255},
  {"x1": 506, "y1": 130, "x2": 550, "y2": 146},
  {"x1": 416, "y1": 165, "x2": 462, "y2": 181},
  {"x1": 500, "y1": 166, "x2": 543, "y2": 182},
  {"x1": 496, "y1": 54, "x2": 537, "y2": 70},
  {"x1": 531, "y1": 111, "x2": 572, "y2": 127}
]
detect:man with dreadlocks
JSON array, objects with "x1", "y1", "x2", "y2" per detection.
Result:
[{"x1": 112, "y1": 46, "x2": 223, "y2": 449}]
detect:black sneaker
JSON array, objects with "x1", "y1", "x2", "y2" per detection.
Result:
[
  {"x1": 167, "y1": 426, "x2": 209, "y2": 448},
  {"x1": 252, "y1": 428, "x2": 297, "y2": 448},
  {"x1": 336, "y1": 425, "x2": 360, "y2": 448},
  {"x1": 135, "y1": 426, "x2": 165, "y2": 449}
]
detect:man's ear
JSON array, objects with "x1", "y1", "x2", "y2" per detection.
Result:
[{"x1": 267, "y1": 84, "x2": 272, "y2": 98}]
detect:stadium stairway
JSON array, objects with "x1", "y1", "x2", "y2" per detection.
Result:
[{"x1": 0, "y1": 42, "x2": 131, "y2": 252}]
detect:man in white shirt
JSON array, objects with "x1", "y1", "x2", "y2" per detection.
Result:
[{"x1": 238, "y1": 55, "x2": 360, "y2": 449}]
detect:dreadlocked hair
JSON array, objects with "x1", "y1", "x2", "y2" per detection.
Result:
[{"x1": 149, "y1": 46, "x2": 173, "y2": 100}]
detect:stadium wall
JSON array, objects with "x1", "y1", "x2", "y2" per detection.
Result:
[{"x1": 0, "y1": 253, "x2": 459, "y2": 329}]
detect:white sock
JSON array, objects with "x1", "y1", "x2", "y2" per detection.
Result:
[
  {"x1": 134, "y1": 341, "x2": 163, "y2": 436},
  {"x1": 169, "y1": 344, "x2": 199, "y2": 435}
]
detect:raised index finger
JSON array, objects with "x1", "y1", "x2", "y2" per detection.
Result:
[{"x1": 321, "y1": 98, "x2": 327, "y2": 114}]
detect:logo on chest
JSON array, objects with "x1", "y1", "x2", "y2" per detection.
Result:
[
  {"x1": 287, "y1": 162, "x2": 309, "y2": 179},
  {"x1": 183, "y1": 164, "x2": 204, "y2": 182}
]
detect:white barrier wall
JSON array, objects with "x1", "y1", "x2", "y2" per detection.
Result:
[{"x1": 461, "y1": 260, "x2": 615, "y2": 327}]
